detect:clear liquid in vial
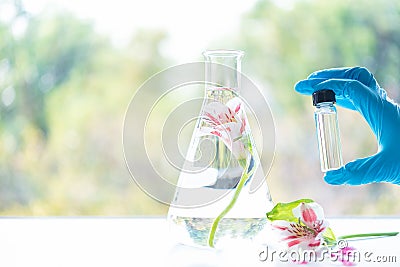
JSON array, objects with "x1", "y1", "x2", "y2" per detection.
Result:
[{"x1": 315, "y1": 104, "x2": 343, "y2": 172}]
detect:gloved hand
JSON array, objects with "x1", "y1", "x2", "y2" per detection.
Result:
[{"x1": 295, "y1": 66, "x2": 400, "y2": 185}]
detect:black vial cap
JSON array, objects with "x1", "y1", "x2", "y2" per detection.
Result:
[{"x1": 312, "y1": 89, "x2": 336, "y2": 106}]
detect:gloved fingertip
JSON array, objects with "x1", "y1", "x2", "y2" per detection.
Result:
[
  {"x1": 323, "y1": 167, "x2": 347, "y2": 185},
  {"x1": 294, "y1": 78, "x2": 326, "y2": 95},
  {"x1": 294, "y1": 80, "x2": 307, "y2": 93}
]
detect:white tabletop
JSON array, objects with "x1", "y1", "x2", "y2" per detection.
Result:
[{"x1": 0, "y1": 217, "x2": 398, "y2": 267}]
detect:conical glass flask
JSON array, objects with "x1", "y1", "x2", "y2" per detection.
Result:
[{"x1": 168, "y1": 50, "x2": 273, "y2": 248}]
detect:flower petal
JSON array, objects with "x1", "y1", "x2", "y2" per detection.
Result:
[
  {"x1": 226, "y1": 97, "x2": 243, "y2": 115},
  {"x1": 203, "y1": 102, "x2": 233, "y2": 124},
  {"x1": 288, "y1": 239, "x2": 301, "y2": 247},
  {"x1": 271, "y1": 219, "x2": 326, "y2": 250},
  {"x1": 301, "y1": 203, "x2": 318, "y2": 225},
  {"x1": 198, "y1": 125, "x2": 247, "y2": 160},
  {"x1": 215, "y1": 122, "x2": 242, "y2": 140},
  {"x1": 293, "y1": 202, "x2": 325, "y2": 225},
  {"x1": 271, "y1": 220, "x2": 292, "y2": 232}
]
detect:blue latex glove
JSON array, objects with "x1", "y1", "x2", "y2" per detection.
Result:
[{"x1": 295, "y1": 66, "x2": 400, "y2": 185}]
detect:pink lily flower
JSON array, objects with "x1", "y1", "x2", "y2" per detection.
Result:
[
  {"x1": 199, "y1": 98, "x2": 248, "y2": 161},
  {"x1": 272, "y1": 202, "x2": 329, "y2": 250}
]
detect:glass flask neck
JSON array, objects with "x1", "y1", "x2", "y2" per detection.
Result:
[{"x1": 203, "y1": 50, "x2": 244, "y2": 92}]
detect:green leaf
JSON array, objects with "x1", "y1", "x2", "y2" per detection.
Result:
[
  {"x1": 266, "y1": 199, "x2": 314, "y2": 222},
  {"x1": 323, "y1": 227, "x2": 337, "y2": 246}
]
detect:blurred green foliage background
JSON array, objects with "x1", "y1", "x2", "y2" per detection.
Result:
[{"x1": 0, "y1": 0, "x2": 399, "y2": 215}]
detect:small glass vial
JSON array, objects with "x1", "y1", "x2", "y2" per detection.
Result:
[{"x1": 313, "y1": 89, "x2": 343, "y2": 172}]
